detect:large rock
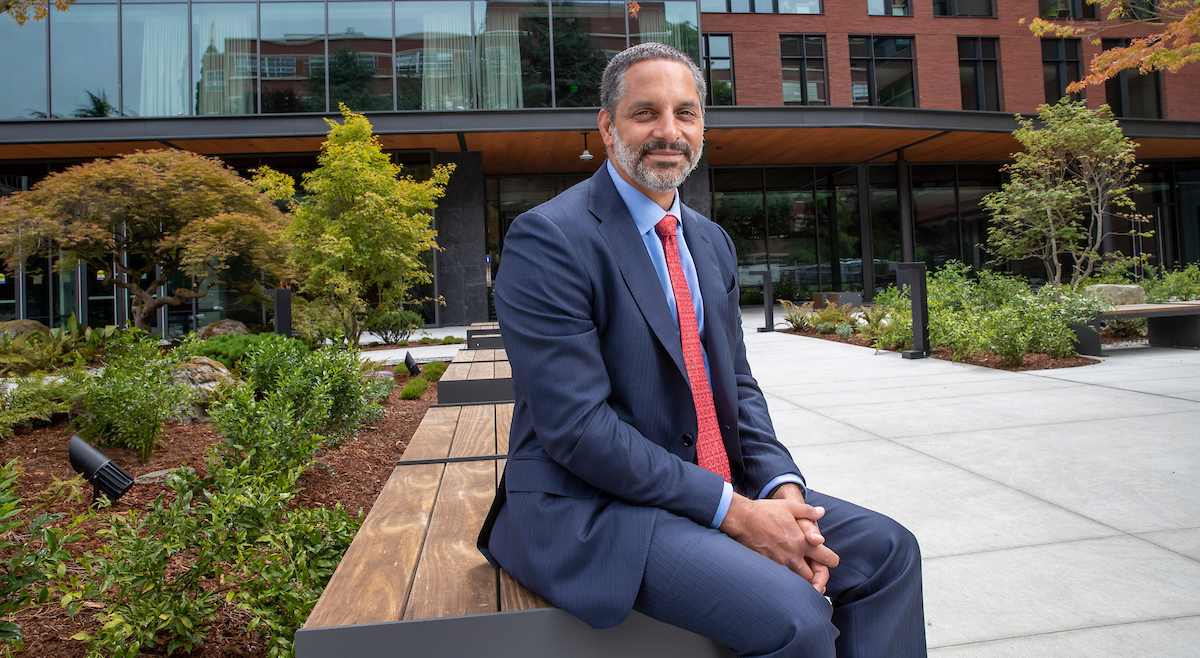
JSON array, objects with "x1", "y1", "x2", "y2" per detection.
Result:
[
  {"x1": 171, "y1": 356, "x2": 237, "y2": 422},
  {"x1": 196, "y1": 318, "x2": 250, "y2": 340},
  {"x1": 1084, "y1": 284, "x2": 1147, "y2": 306},
  {"x1": 0, "y1": 319, "x2": 50, "y2": 339}
]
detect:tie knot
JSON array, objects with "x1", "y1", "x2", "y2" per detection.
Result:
[{"x1": 655, "y1": 215, "x2": 677, "y2": 240}]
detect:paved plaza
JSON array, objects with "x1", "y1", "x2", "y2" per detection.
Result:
[{"x1": 369, "y1": 309, "x2": 1200, "y2": 655}]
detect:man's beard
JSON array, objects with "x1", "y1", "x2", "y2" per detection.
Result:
[{"x1": 610, "y1": 124, "x2": 703, "y2": 193}]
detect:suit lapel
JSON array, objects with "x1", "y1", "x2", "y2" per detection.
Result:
[{"x1": 590, "y1": 169, "x2": 688, "y2": 380}]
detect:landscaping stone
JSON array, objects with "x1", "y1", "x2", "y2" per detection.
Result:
[
  {"x1": 1085, "y1": 284, "x2": 1147, "y2": 305},
  {"x1": 0, "y1": 318, "x2": 50, "y2": 339},
  {"x1": 196, "y1": 318, "x2": 250, "y2": 340},
  {"x1": 171, "y1": 356, "x2": 237, "y2": 422}
]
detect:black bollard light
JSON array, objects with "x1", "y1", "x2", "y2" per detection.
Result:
[
  {"x1": 404, "y1": 351, "x2": 421, "y2": 376},
  {"x1": 68, "y1": 435, "x2": 134, "y2": 505}
]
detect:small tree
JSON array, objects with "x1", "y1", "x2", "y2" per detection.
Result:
[
  {"x1": 1, "y1": 0, "x2": 74, "y2": 24},
  {"x1": 0, "y1": 149, "x2": 289, "y2": 330},
  {"x1": 984, "y1": 100, "x2": 1146, "y2": 289},
  {"x1": 287, "y1": 105, "x2": 452, "y2": 345}
]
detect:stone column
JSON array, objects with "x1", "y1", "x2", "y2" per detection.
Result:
[{"x1": 432, "y1": 151, "x2": 488, "y2": 327}]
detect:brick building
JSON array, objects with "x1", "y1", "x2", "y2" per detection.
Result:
[{"x1": 1, "y1": 0, "x2": 1198, "y2": 331}]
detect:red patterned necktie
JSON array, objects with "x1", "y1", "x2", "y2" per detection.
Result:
[{"x1": 655, "y1": 215, "x2": 731, "y2": 483}]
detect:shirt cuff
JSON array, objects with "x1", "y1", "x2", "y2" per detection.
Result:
[
  {"x1": 757, "y1": 474, "x2": 807, "y2": 501},
  {"x1": 709, "y1": 481, "x2": 734, "y2": 529}
]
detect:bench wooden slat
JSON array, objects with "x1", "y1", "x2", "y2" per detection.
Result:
[
  {"x1": 441, "y1": 362, "x2": 472, "y2": 383},
  {"x1": 304, "y1": 462, "x2": 445, "y2": 628},
  {"x1": 496, "y1": 402, "x2": 513, "y2": 455},
  {"x1": 404, "y1": 459, "x2": 500, "y2": 620},
  {"x1": 495, "y1": 361, "x2": 512, "y2": 379},
  {"x1": 451, "y1": 350, "x2": 477, "y2": 364},
  {"x1": 449, "y1": 404, "x2": 498, "y2": 458},
  {"x1": 400, "y1": 406, "x2": 462, "y2": 462},
  {"x1": 500, "y1": 568, "x2": 553, "y2": 612},
  {"x1": 469, "y1": 361, "x2": 496, "y2": 380}
]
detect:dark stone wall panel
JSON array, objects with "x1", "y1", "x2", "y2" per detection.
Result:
[{"x1": 434, "y1": 151, "x2": 487, "y2": 327}]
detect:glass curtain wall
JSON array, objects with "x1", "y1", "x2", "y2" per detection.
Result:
[
  {"x1": 123, "y1": 4, "x2": 191, "y2": 117},
  {"x1": 630, "y1": 1, "x2": 700, "y2": 64},
  {"x1": 476, "y1": 1, "x2": 551, "y2": 108},
  {"x1": 869, "y1": 165, "x2": 900, "y2": 291},
  {"x1": 193, "y1": 3, "x2": 258, "y2": 115},
  {"x1": 0, "y1": 15, "x2": 48, "y2": 120},
  {"x1": 51, "y1": 4, "x2": 120, "y2": 118},
  {"x1": 397, "y1": 2, "x2": 474, "y2": 110},
  {"x1": 911, "y1": 164, "x2": 999, "y2": 274},
  {"x1": 330, "y1": 2, "x2": 395, "y2": 111},
  {"x1": 260, "y1": 2, "x2": 326, "y2": 113},
  {"x1": 712, "y1": 167, "x2": 862, "y2": 301},
  {"x1": 552, "y1": 1, "x2": 624, "y2": 107}
]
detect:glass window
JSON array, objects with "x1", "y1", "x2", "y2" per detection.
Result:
[
  {"x1": 51, "y1": 4, "x2": 119, "y2": 118},
  {"x1": 0, "y1": 15, "x2": 48, "y2": 120},
  {"x1": 1042, "y1": 37, "x2": 1081, "y2": 104},
  {"x1": 329, "y1": 2, "x2": 395, "y2": 111},
  {"x1": 630, "y1": 1, "x2": 701, "y2": 67},
  {"x1": 193, "y1": 3, "x2": 257, "y2": 115},
  {"x1": 912, "y1": 165, "x2": 959, "y2": 271},
  {"x1": 123, "y1": 4, "x2": 190, "y2": 117},
  {"x1": 552, "y1": 1, "x2": 624, "y2": 108},
  {"x1": 702, "y1": 34, "x2": 734, "y2": 105},
  {"x1": 700, "y1": 0, "x2": 819, "y2": 13},
  {"x1": 932, "y1": 0, "x2": 993, "y2": 16},
  {"x1": 475, "y1": 0, "x2": 551, "y2": 108},
  {"x1": 781, "y1": 35, "x2": 826, "y2": 106},
  {"x1": 1038, "y1": 0, "x2": 1097, "y2": 18},
  {"x1": 849, "y1": 36, "x2": 914, "y2": 107},
  {"x1": 397, "y1": 1, "x2": 473, "y2": 111},
  {"x1": 958, "y1": 36, "x2": 1000, "y2": 111},
  {"x1": 259, "y1": 3, "x2": 325, "y2": 114},
  {"x1": 1103, "y1": 39, "x2": 1161, "y2": 119},
  {"x1": 868, "y1": 0, "x2": 910, "y2": 15},
  {"x1": 777, "y1": 0, "x2": 820, "y2": 13},
  {"x1": 869, "y1": 166, "x2": 901, "y2": 291}
]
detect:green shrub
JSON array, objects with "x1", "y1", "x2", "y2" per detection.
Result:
[
  {"x1": 367, "y1": 308, "x2": 425, "y2": 344},
  {"x1": 0, "y1": 370, "x2": 88, "y2": 438},
  {"x1": 421, "y1": 361, "x2": 448, "y2": 381},
  {"x1": 739, "y1": 287, "x2": 764, "y2": 305},
  {"x1": 834, "y1": 323, "x2": 854, "y2": 339},
  {"x1": 401, "y1": 377, "x2": 429, "y2": 399},
  {"x1": 811, "y1": 302, "x2": 855, "y2": 328},
  {"x1": 292, "y1": 297, "x2": 345, "y2": 348},
  {"x1": 0, "y1": 315, "x2": 115, "y2": 377},
  {"x1": 0, "y1": 458, "x2": 75, "y2": 650},
  {"x1": 178, "y1": 333, "x2": 278, "y2": 369},
  {"x1": 1144, "y1": 263, "x2": 1200, "y2": 302},
  {"x1": 442, "y1": 336, "x2": 465, "y2": 345},
  {"x1": 238, "y1": 335, "x2": 310, "y2": 392},
  {"x1": 780, "y1": 300, "x2": 813, "y2": 332},
  {"x1": 772, "y1": 278, "x2": 810, "y2": 302},
  {"x1": 75, "y1": 333, "x2": 192, "y2": 462},
  {"x1": 860, "y1": 287, "x2": 914, "y2": 352}
]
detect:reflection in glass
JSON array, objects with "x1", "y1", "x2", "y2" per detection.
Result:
[
  {"x1": 85, "y1": 264, "x2": 115, "y2": 328},
  {"x1": 0, "y1": 15, "x2": 48, "y2": 120},
  {"x1": 51, "y1": 4, "x2": 119, "y2": 118},
  {"x1": 869, "y1": 166, "x2": 900, "y2": 292},
  {"x1": 123, "y1": 4, "x2": 190, "y2": 117},
  {"x1": 260, "y1": 3, "x2": 326, "y2": 113},
  {"x1": 329, "y1": 2, "x2": 395, "y2": 111},
  {"x1": 957, "y1": 165, "x2": 999, "y2": 270},
  {"x1": 912, "y1": 166, "x2": 959, "y2": 271},
  {"x1": 23, "y1": 256, "x2": 50, "y2": 325},
  {"x1": 631, "y1": 1, "x2": 700, "y2": 66},
  {"x1": 193, "y1": 3, "x2": 257, "y2": 115},
  {"x1": 396, "y1": 2, "x2": 473, "y2": 110},
  {"x1": 553, "y1": 1, "x2": 622, "y2": 108},
  {"x1": 476, "y1": 1, "x2": 550, "y2": 108}
]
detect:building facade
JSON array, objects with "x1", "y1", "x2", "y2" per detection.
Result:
[{"x1": 2, "y1": 0, "x2": 1199, "y2": 331}]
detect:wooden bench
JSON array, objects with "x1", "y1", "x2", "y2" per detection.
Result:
[
  {"x1": 437, "y1": 349, "x2": 514, "y2": 405},
  {"x1": 1074, "y1": 301, "x2": 1200, "y2": 356},
  {"x1": 296, "y1": 403, "x2": 731, "y2": 658},
  {"x1": 467, "y1": 322, "x2": 504, "y2": 350}
]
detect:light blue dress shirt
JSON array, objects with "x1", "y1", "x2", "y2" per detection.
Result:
[{"x1": 605, "y1": 162, "x2": 805, "y2": 529}]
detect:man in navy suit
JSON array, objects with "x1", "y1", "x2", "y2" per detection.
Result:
[{"x1": 479, "y1": 42, "x2": 926, "y2": 657}]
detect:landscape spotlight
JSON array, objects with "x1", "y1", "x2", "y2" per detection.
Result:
[
  {"x1": 404, "y1": 351, "x2": 421, "y2": 376},
  {"x1": 68, "y1": 435, "x2": 134, "y2": 505}
]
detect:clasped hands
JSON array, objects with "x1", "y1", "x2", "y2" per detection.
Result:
[{"x1": 719, "y1": 483, "x2": 840, "y2": 593}]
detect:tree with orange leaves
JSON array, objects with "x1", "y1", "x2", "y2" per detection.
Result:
[
  {"x1": 1028, "y1": 0, "x2": 1200, "y2": 91},
  {"x1": 1, "y1": 0, "x2": 75, "y2": 24}
]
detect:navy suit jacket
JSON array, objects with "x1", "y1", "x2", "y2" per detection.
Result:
[{"x1": 478, "y1": 166, "x2": 803, "y2": 629}]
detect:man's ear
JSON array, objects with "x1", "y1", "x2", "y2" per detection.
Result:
[{"x1": 598, "y1": 109, "x2": 614, "y2": 152}]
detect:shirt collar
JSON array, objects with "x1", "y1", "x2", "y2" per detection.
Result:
[{"x1": 606, "y1": 159, "x2": 682, "y2": 237}]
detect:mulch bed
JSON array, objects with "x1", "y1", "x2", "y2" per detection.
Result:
[
  {"x1": 782, "y1": 329, "x2": 1101, "y2": 372},
  {"x1": 0, "y1": 367, "x2": 433, "y2": 658}
]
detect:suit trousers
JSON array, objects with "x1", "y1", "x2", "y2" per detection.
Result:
[{"x1": 632, "y1": 490, "x2": 926, "y2": 658}]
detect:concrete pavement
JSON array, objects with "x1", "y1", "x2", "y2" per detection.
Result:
[{"x1": 740, "y1": 308, "x2": 1200, "y2": 656}]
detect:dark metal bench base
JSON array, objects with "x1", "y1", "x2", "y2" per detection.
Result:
[
  {"x1": 296, "y1": 608, "x2": 732, "y2": 658},
  {"x1": 468, "y1": 333, "x2": 504, "y2": 349},
  {"x1": 437, "y1": 377, "x2": 514, "y2": 404}
]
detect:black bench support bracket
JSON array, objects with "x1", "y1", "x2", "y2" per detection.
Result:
[{"x1": 296, "y1": 608, "x2": 733, "y2": 658}]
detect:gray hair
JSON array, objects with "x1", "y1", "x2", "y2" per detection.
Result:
[{"x1": 600, "y1": 42, "x2": 706, "y2": 120}]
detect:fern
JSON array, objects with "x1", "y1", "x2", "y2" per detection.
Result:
[{"x1": 0, "y1": 370, "x2": 88, "y2": 438}]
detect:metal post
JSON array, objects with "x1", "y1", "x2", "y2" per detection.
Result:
[
  {"x1": 270, "y1": 289, "x2": 292, "y2": 337},
  {"x1": 752, "y1": 269, "x2": 774, "y2": 333},
  {"x1": 890, "y1": 262, "x2": 928, "y2": 359}
]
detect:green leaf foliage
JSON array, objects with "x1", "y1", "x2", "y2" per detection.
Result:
[
  {"x1": 400, "y1": 376, "x2": 429, "y2": 400},
  {"x1": 176, "y1": 332, "x2": 279, "y2": 370},
  {"x1": 0, "y1": 369, "x2": 88, "y2": 439},
  {"x1": 366, "y1": 308, "x2": 425, "y2": 345},
  {"x1": 287, "y1": 105, "x2": 453, "y2": 345},
  {"x1": 75, "y1": 331, "x2": 193, "y2": 462},
  {"x1": 420, "y1": 360, "x2": 448, "y2": 382}
]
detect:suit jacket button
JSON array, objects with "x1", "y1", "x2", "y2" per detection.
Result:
[{"x1": 682, "y1": 434, "x2": 694, "y2": 447}]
